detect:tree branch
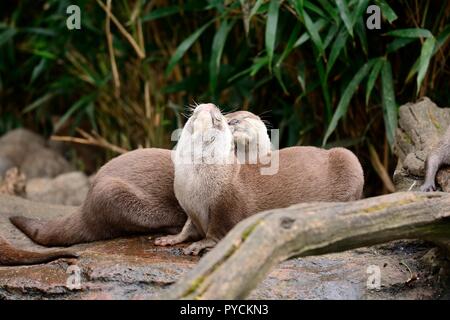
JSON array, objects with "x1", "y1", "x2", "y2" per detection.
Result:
[{"x1": 162, "y1": 192, "x2": 450, "y2": 299}]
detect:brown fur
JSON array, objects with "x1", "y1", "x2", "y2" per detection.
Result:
[
  {"x1": 9, "y1": 149, "x2": 186, "y2": 248},
  {"x1": 155, "y1": 104, "x2": 364, "y2": 255},
  {"x1": 0, "y1": 235, "x2": 77, "y2": 266},
  {"x1": 421, "y1": 125, "x2": 450, "y2": 192}
]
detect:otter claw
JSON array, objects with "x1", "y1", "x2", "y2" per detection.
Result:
[
  {"x1": 182, "y1": 239, "x2": 216, "y2": 256},
  {"x1": 420, "y1": 183, "x2": 436, "y2": 192},
  {"x1": 154, "y1": 235, "x2": 181, "y2": 246}
]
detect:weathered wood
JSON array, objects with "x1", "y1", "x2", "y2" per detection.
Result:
[
  {"x1": 394, "y1": 97, "x2": 450, "y2": 191},
  {"x1": 163, "y1": 192, "x2": 450, "y2": 299}
]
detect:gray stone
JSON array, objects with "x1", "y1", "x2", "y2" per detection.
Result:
[
  {"x1": 21, "y1": 148, "x2": 73, "y2": 180},
  {"x1": 26, "y1": 172, "x2": 89, "y2": 206},
  {"x1": 0, "y1": 128, "x2": 73, "y2": 179}
]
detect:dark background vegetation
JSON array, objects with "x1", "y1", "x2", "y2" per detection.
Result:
[{"x1": 0, "y1": 0, "x2": 449, "y2": 196}]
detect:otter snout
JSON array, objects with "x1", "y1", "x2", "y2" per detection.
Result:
[{"x1": 191, "y1": 103, "x2": 226, "y2": 132}]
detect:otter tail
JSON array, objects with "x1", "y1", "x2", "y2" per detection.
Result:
[
  {"x1": 10, "y1": 209, "x2": 94, "y2": 247},
  {"x1": 0, "y1": 235, "x2": 77, "y2": 266}
]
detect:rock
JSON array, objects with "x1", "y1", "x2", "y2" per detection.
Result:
[
  {"x1": 0, "y1": 195, "x2": 445, "y2": 299},
  {"x1": 26, "y1": 172, "x2": 90, "y2": 206},
  {"x1": 394, "y1": 97, "x2": 450, "y2": 191},
  {"x1": 0, "y1": 168, "x2": 26, "y2": 197},
  {"x1": 0, "y1": 157, "x2": 15, "y2": 177},
  {"x1": 21, "y1": 148, "x2": 73, "y2": 180},
  {"x1": 0, "y1": 128, "x2": 73, "y2": 178},
  {"x1": 436, "y1": 168, "x2": 450, "y2": 193}
]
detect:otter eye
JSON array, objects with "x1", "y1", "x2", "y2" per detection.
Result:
[{"x1": 228, "y1": 119, "x2": 240, "y2": 126}]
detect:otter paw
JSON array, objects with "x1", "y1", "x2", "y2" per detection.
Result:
[
  {"x1": 154, "y1": 235, "x2": 183, "y2": 246},
  {"x1": 420, "y1": 183, "x2": 436, "y2": 192},
  {"x1": 182, "y1": 239, "x2": 216, "y2": 256}
]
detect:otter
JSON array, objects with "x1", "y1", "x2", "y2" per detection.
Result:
[
  {"x1": 0, "y1": 235, "x2": 77, "y2": 266},
  {"x1": 154, "y1": 103, "x2": 364, "y2": 255},
  {"x1": 9, "y1": 149, "x2": 187, "y2": 247},
  {"x1": 421, "y1": 125, "x2": 450, "y2": 192},
  {"x1": 3, "y1": 110, "x2": 272, "y2": 265}
]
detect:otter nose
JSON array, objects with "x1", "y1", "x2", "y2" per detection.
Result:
[{"x1": 195, "y1": 103, "x2": 217, "y2": 113}]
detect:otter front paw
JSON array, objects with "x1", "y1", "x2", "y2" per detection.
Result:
[
  {"x1": 183, "y1": 239, "x2": 217, "y2": 256},
  {"x1": 420, "y1": 182, "x2": 436, "y2": 192},
  {"x1": 154, "y1": 234, "x2": 184, "y2": 246}
]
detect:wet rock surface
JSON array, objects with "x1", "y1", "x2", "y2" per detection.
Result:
[{"x1": 0, "y1": 195, "x2": 447, "y2": 300}]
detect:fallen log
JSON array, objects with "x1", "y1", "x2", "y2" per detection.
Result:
[{"x1": 163, "y1": 192, "x2": 450, "y2": 299}]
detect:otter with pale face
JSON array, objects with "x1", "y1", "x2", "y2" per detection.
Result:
[
  {"x1": 155, "y1": 103, "x2": 364, "y2": 255},
  {"x1": 225, "y1": 111, "x2": 272, "y2": 164}
]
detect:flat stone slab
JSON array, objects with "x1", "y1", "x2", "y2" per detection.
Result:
[{"x1": 0, "y1": 195, "x2": 445, "y2": 299}]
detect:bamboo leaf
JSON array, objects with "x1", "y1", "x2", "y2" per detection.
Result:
[
  {"x1": 165, "y1": 20, "x2": 214, "y2": 76},
  {"x1": 210, "y1": 19, "x2": 234, "y2": 96},
  {"x1": 304, "y1": 1, "x2": 326, "y2": 18},
  {"x1": 293, "y1": 19, "x2": 327, "y2": 48},
  {"x1": 336, "y1": 0, "x2": 353, "y2": 37},
  {"x1": 385, "y1": 28, "x2": 433, "y2": 38},
  {"x1": 386, "y1": 38, "x2": 415, "y2": 53},
  {"x1": 316, "y1": 57, "x2": 332, "y2": 123},
  {"x1": 326, "y1": 28, "x2": 348, "y2": 74},
  {"x1": 416, "y1": 36, "x2": 436, "y2": 94},
  {"x1": 365, "y1": 58, "x2": 384, "y2": 105},
  {"x1": 375, "y1": 0, "x2": 398, "y2": 23},
  {"x1": 406, "y1": 25, "x2": 450, "y2": 82},
  {"x1": 323, "y1": 60, "x2": 374, "y2": 145},
  {"x1": 276, "y1": 23, "x2": 301, "y2": 67},
  {"x1": 316, "y1": 0, "x2": 338, "y2": 22},
  {"x1": 22, "y1": 93, "x2": 55, "y2": 113},
  {"x1": 0, "y1": 28, "x2": 17, "y2": 46},
  {"x1": 249, "y1": 0, "x2": 265, "y2": 20},
  {"x1": 141, "y1": 7, "x2": 180, "y2": 22},
  {"x1": 54, "y1": 94, "x2": 96, "y2": 132},
  {"x1": 323, "y1": 25, "x2": 339, "y2": 50},
  {"x1": 381, "y1": 60, "x2": 397, "y2": 147},
  {"x1": 351, "y1": 0, "x2": 369, "y2": 27},
  {"x1": 265, "y1": 0, "x2": 281, "y2": 72},
  {"x1": 302, "y1": 9, "x2": 324, "y2": 54}
]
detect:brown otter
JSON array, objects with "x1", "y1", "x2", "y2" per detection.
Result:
[
  {"x1": 154, "y1": 103, "x2": 364, "y2": 255},
  {"x1": 10, "y1": 148, "x2": 187, "y2": 247},
  {"x1": 0, "y1": 235, "x2": 77, "y2": 266},
  {"x1": 3, "y1": 111, "x2": 272, "y2": 265},
  {"x1": 421, "y1": 125, "x2": 450, "y2": 192}
]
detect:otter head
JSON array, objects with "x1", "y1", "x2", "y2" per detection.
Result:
[
  {"x1": 175, "y1": 103, "x2": 234, "y2": 165},
  {"x1": 226, "y1": 111, "x2": 271, "y2": 164}
]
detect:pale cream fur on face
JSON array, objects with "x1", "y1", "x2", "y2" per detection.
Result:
[
  {"x1": 225, "y1": 111, "x2": 272, "y2": 163},
  {"x1": 173, "y1": 103, "x2": 234, "y2": 236},
  {"x1": 175, "y1": 103, "x2": 234, "y2": 165}
]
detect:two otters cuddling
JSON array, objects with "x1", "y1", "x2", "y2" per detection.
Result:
[{"x1": 1, "y1": 103, "x2": 364, "y2": 265}]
